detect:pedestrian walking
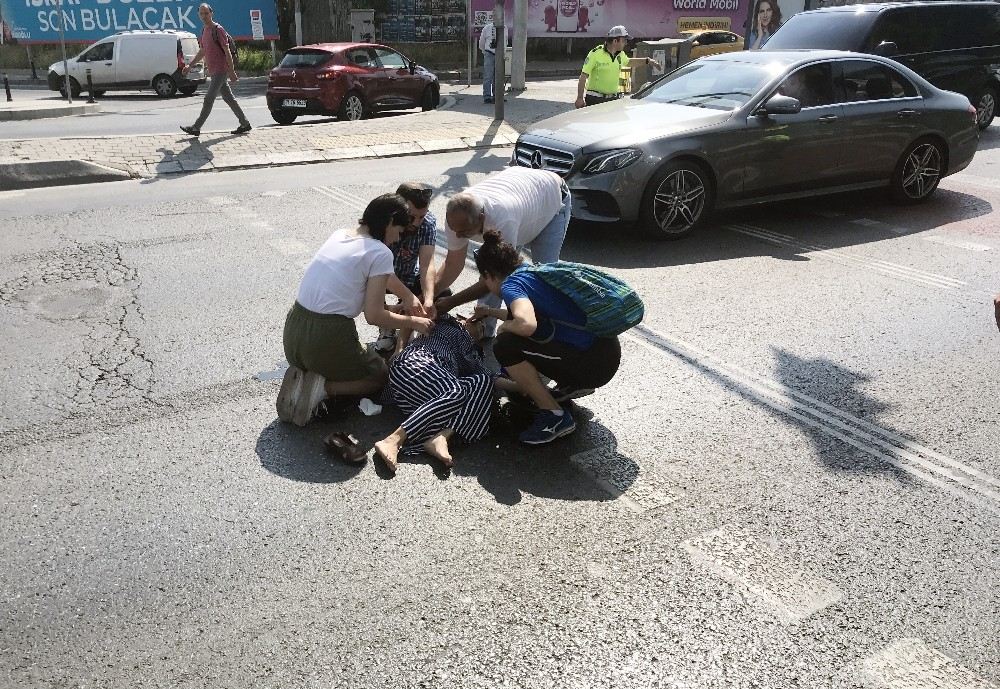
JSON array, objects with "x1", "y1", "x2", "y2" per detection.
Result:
[
  {"x1": 471, "y1": 231, "x2": 637, "y2": 445},
  {"x1": 574, "y1": 25, "x2": 660, "y2": 108},
  {"x1": 277, "y1": 194, "x2": 434, "y2": 427},
  {"x1": 479, "y1": 21, "x2": 497, "y2": 104},
  {"x1": 375, "y1": 182, "x2": 440, "y2": 355},
  {"x1": 434, "y1": 166, "x2": 572, "y2": 336},
  {"x1": 180, "y1": 3, "x2": 252, "y2": 136}
]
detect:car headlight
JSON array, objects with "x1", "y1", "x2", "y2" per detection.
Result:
[{"x1": 582, "y1": 148, "x2": 641, "y2": 174}]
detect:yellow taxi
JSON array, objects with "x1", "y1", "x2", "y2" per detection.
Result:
[{"x1": 680, "y1": 30, "x2": 745, "y2": 59}]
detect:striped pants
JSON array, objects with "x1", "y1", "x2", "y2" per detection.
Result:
[{"x1": 387, "y1": 348, "x2": 494, "y2": 455}]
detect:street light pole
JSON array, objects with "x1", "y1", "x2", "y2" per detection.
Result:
[{"x1": 57, "y1": 0, "x2": 71, "y2": 103}]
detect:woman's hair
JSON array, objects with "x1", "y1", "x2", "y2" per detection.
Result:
[
  {"x1": 757, "y1": 0, "x2": 782, "y2": 32},
  {"x1": 360, "y1": 193, "x2": 410, "y2": 241},
  {"x1": 473, "y1": 229, "x2": 524, "y2": 280},
  {"x1": 395, "y1": 182, "x2": 433, "y2": 209}
]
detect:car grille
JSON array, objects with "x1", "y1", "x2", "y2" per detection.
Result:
[{"x1": 513, "y1": 142, "x2": 575, "y2": 176}]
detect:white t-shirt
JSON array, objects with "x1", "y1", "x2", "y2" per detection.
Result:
[
  {"x1": 297, "y1": 229, "x2": 394, "y2": 317},
  {"x1": 445, "y1": 167, "x2": 564, "y2": 252}
]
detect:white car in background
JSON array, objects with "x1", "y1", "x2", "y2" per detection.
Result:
[{"x1": 47, "y1": 30, "x2": 206, "y2": 98}]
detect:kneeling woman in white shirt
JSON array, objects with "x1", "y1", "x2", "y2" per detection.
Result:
[{"x1": 278, "y1": 193, "x2": 435, "y2": 427}]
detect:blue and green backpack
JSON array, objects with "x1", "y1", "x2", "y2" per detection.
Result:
[{"x1": 525, "y1": 261, "x2": 644, "y2": 337}]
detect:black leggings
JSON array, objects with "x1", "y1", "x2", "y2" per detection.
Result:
[{"x1": 493, "y1": 333, "x2": 621, "y2": 389}]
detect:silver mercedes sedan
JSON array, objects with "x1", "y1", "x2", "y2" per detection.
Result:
[{"x1": 513, "y1": 51, "x2": 980, "y2": 238}]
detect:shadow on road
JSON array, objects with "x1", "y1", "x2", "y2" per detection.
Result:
[
  {"x1": 255, "y1": 398, "x2": 636, "y2": 505},
  {"x1": 561, "y1": 186, "x2": 993, "y2": 270}
]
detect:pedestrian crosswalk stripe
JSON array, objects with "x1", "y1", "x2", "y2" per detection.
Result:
[
  {"x1": 854, "y1": 638, "x2": 998, "y2": 689},
  {"x1": 682, "y1": 526, "x2": 844, "y2": 624}
]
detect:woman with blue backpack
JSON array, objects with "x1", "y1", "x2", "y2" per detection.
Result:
[{"x1": 471, "y1": 230, "x2": 643, "y2": 445}]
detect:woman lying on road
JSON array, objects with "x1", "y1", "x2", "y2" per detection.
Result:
[
  {"x1": 278, "y1": 193, "x2": 435, "y2": 427},
  {"x1": 374, "y1": 313, "x2": 495, "y2": 474},
  {"x1": 471, "y1": 230, "x2": 622, "y2": 445}
]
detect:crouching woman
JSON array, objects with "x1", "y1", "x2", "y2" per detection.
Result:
[
  {"x1": 278, "y1": 193, "x2": 435, "y2": 427},
  {"x1": 472, "y1": 230, "x2": 622, "y2": 445}
]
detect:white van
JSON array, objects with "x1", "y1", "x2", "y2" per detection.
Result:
[{"x1": 47, "y1": 30, "x2": 206, "y2": 98}]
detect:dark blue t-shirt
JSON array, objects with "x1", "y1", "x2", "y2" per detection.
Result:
[{"x1": 500, "y1": 267, "x2": 594, "y2": 349}]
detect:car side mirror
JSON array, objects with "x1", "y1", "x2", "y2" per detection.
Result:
[
  {"x1": 873, "y1": 41, "x2": 898, "y2": 57},
  {"x1": 756, "y1": 94, "x2": 801, "y2": 117},
  {"x1": 408, "y1": 60, "x2": 417, "y2": 75}
]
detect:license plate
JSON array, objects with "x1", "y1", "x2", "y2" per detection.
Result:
[{"x1": 283, "y1": 99, "x2": 307, "y2": 108}]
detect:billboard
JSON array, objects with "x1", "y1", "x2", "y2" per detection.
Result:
[
  {"x1": 471, "y1": 0, "x2": 749, "y2": 40},
  {"x1": 380, "y1": 0, "x2": 467, "y2": 42},
  {"x1": 0, "y1": 0, "x2": 278, "y2": 44}
]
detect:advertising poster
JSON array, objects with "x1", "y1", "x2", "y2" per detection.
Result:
[
  {"x1": 0, "y1": 0, "x2": 278, "y2": 44},
  {"x1": 380, "y1": 0, "x2": 467, "y2": 42},
  {"x1": 470, "y1": 0, "x2": 748, "y2": 40}
]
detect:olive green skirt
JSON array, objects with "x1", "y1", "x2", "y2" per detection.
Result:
[{"x1": 282, "y1": 302, "x2": 382, "y2": 382}]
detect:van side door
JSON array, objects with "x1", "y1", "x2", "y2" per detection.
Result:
[
  {"x1": 834, "y1": 59, "x2": 924, "y2": 184},
  {"x1": 76, "y1": 41, "x2": 116, "y2": 87}
]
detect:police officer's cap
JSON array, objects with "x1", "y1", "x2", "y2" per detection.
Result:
[{"x1": 607, "y1": 25, "x2": 629, "y2": 38}]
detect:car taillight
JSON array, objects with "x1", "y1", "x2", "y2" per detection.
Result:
[{"x1": 316, "y1": 69, "x2": 340, "y2": 80}]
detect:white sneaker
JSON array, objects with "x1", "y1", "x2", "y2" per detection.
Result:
[
  {"x1": 292, "y1": 370, "x2": 328, "y2": 427},
  {"x1": 374, "y1": 329, "x2": 397, "y2": 353},
  {"x1": 276, "y1": 366, "x2": 304, "y2": 423}
]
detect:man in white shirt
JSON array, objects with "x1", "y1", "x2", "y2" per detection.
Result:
[
  {"x1": 435, "y1": 166, "x2": 571, "y2": 333},
  {"x1": 479, "y1": 22, "x2": 497, "y2": 104}
]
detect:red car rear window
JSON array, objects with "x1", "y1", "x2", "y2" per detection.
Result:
[{"x1": 278, "y1": 50, "x2": 334, "y2": 68}]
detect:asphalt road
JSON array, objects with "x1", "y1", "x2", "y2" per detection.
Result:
[{"x1": 1, "y1": 148, "x2": 998, "y2": 688}]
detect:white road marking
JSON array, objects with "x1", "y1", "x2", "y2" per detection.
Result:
[
  {"x1": 850, "y1": 218, "x2": 888, "y2": 228},
  {"x1": 569, "y1": 447, "x2": 676, "y2": 513},
  {"x1": 624, "y1": 324, "x2": 1000, "y2": 512},
  {"x1": 682, "y1": 526, "x2": 844, "y2": 624},
  {"x1": 921, "y1": 235, "x2": 992, "y2": 252},
  {"x1": 313, "y1": 184, "x2": 365, "y2": 209},
  {"x1": 855, "y1": 638, "x2": 998, "y2": 689},
  {"x1": 727, "y1": 223, "x2": 968, "y2": 290}
]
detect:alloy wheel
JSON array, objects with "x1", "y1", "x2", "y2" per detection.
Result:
[
  {"x1": 652, "y1": 169, "x2": 707, "y2": 235},
  {"x1": 344, "y1": 95, "x2": 363, "y2": 120},
  {"x1": 977, "y1": 91, "x2": 996, "y2": 129},
  {"x1": 900, "y1": 143, "x2": 942, "y2": 200}
]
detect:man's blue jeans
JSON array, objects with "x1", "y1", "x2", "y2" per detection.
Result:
[{"x1": 482, "y1": 50, "x2": 495, "y2": 100}]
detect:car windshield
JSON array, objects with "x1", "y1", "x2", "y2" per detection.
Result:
[
  {"x1": 278, "y1": 50, "x2": 333, "y2": 68},
  {"x1": 635, "y1": 61, "x2": 777, "y2": 110},
  {"x1": 762, "y1": 12, "x2": 871, "y2": 51}
]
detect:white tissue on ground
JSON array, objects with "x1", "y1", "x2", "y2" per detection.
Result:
[{"x1": 359, "y1": 398, "x2": 382, "y2": 416}]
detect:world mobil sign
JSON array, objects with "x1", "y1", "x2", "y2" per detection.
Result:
[{"x1": 1, "y1": 0, "x2": 278, "y2": 43}]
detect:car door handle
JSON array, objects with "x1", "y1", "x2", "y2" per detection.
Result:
[
  {"x1": 104, "y1": 62, "x2": 112, "y2": 66},
  {"x1": 896, "y1": 109, "x2": 919, "y2": 118},
  {"x1": 818, "y1": 114, "x2": 838, "y2": 123}
]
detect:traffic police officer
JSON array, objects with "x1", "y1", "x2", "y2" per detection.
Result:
[{"x1": 574, "y1": 25, "x2": 660, "y2": 108}]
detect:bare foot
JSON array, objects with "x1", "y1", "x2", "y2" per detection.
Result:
[
  {"x1": 374, "y1": 439, "x2": 400, "y2": 474},
  {"x1": 422, "y1": 434, "x2": 453, "y2": 468}
]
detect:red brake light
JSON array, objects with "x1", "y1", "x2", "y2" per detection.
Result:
[{"x1": 316, "y1": 68, "x2": 340, "y2": 80}]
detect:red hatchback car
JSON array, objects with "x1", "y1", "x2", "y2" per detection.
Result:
[{"x1": 266, "y1": 43, "x2": 441, "y2": 125}]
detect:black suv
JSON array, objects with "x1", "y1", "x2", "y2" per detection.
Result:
[{"x1": 762, "y1": 2, "x2": 1000, "y2": 129}]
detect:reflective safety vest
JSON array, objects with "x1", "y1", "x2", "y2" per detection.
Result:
[{"x1": 581, "y1": 44, "x2": 630, "y2": 96}]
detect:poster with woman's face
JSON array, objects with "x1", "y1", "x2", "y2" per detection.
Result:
[{"x1": 745, "y1": 0, "x2": 807, "y2": 48}]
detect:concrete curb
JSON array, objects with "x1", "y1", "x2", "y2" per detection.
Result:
[
  {"x1": 0, "y1": 158, "x2": 135, "y2": 191},
  {"x1": 0, "y1": 136, "x2": 515, "y2": 190},
  {"x1": 0, "y1": 102, "x2": 102, "y2": 121}
]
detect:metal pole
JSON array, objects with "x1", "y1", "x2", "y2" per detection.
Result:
[
  {"x1": 270, "y1": 39, "x2": 276, "y2": 66},
  {"x1": 86, "y1": 68, "x2": 96, "y2": 103},
  {"x1": 511, "y1": 0, "x2": 526, "y2": 91},
  {"x1": 27, "y1": 46, "x2": 38, "y2": 81},
  {"x1": 466, "y1": 0, "x2": 472, "y2": 88},
  {"x1": 57, "y1": 0, "x2": 72, "y2": 103},
  {"x1": 493, "y1": 1, "x2": 504, "y2": 121},
  {"x1": 294, "y1": 0, "x2": 303, "y2": 45}
]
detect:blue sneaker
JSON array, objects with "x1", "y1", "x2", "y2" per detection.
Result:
[{"x1": 519, "y1": 409, "x2": 576, "y2": 445}]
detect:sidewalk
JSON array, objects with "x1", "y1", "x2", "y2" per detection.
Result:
[{"x1": 0, "y1": 79, "x2": 577, "y2": 186}]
